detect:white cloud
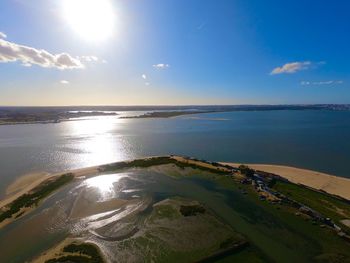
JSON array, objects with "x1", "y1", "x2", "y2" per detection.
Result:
[
  {"x1": 80, "y1": 55, "x2": 99, "y2": 62},
  {"x1": 153, "y1": 63, "x2": 170, "y2": 69},
  {"x1": 271, "y1": 61, "x2": 311, "y2": 75},
  {"x1": 60, "y1": 80, "x2": 70, "y2": 85},
  {"x1": 301, "y1": 80, "x2": 343, "y2": 86},
  {"x1": 22, "y1": 62, "x2": 32, "y2": 67},
  {"x1": 142, "y1": 74, "x2": 147, "y2": 80},
  {"x1": 0, "y1": 34, "x2": 85, "y2": 69},
  {"x1": 145, "y1": 82, "x2": 150, "y2": 86},
  {"x1": 80, "y1": 56, "x2": 106, "y2": 66},
  {"x1": 0, "y1": 32, "x2": 7, "y2": 39}
]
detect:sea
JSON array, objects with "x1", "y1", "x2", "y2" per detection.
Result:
[{"x1": 0, "y1": 109, "x2": 350, "y2": 196}]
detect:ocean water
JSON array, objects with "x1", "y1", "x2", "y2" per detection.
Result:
[{"x1": 0, "y1": 110, "x2": 349, "y2": 195}]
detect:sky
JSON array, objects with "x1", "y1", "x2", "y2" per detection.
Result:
[{"x1": 0, "y1": 0, "x2": 349, "y2": 106}]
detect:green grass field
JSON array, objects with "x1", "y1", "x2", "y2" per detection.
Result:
[
  {"x1": 203, "y1": 175, "x2": 350, "y2": 262},
  {"x1": 273, "y1": 180, "x2": 350, "y2": 230}
]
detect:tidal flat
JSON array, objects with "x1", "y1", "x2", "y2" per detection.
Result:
[{"x1": 0, "y1": 157, "x2": 350, "y2": 262}]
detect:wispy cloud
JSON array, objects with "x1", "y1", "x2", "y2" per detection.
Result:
[
  {"x1": 79, "y1": 56, "x2": 106, "y2": 66},
  {"x1": 153, "y1": 63, "x2": 170, "y2": 69},
  {"x1": 60, "y1": 80, "x2": 70, "y2": 85},
  {"x1": 301, "y1": 80, "x2": 343, "y2": 86},
  {"x1": 0, "y1": 32, "x2": 7, "y2": 39},
  {"x1": 80, "y1": 55, "x2": 98, "y2": 62},
  {"x1": 271, "y1": 61, "x2": 312, "y2": 75},
  {"x1": 141, "y1": 74, "x2": 149, "y2": 85},
  {"x1": 0, "y1": 33, "x2": 93, "y2": 69}
]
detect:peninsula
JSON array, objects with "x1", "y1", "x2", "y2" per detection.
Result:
[
  {"x1": 0, "y1": 110, "x2": 118, "y2": 125},
  {"x1": 120, "y1": 110, "x2": 216, "y2": 119},
  {"x1": 1, "y1": 156, "x2": 350, "y2": 262}
]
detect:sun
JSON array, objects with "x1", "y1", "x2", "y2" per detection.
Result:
[{"x1": 63, "y1": 0, "x2": 116, "y2": 42}]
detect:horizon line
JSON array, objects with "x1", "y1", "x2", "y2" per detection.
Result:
[{"x1": 0, "y1": 103, "x2": 349, "y2": 108}]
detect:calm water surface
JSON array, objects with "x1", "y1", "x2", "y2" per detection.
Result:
[{"x1": 0, "y1": 110, "x2": 350, "y2": 195}]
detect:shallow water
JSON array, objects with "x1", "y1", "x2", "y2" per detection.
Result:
[
  {"x1": 0, "y1": 166, "x2": 341, "y2": 263},
  {"x1": 0, "y1": 110, "x2": 350, "y2": 196}
]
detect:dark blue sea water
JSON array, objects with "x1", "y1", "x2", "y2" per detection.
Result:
[{"x1": 0, "y1": 110, "x2": 349, "y2": 195}]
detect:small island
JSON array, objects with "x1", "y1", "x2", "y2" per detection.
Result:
[{"x1": 120, "y1": 110, "x2": 216, "y2": 119}]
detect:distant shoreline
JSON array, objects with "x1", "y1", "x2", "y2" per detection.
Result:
[
  {"x1": 0, "y1": 111, "x2": 118, "y2": 126},
  {"x1": 1, "y1": 104, "x2": 350, "y2": 125},
  {"x1": 120, "y1": 110, "x2": 218, "y2": 119},
  {"x1": 0, "y1": 117, "x2": 101, "y2": 126}
]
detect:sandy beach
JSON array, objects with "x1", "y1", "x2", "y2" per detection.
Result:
[
  {"x1": 0, "y1": 166, "x2": 100, "y2": 211},
  {"x1": 0, "y1": 165, "x2": 101, "y2": 229},
  {"x1": 223, "y1": 162, "x2": 350, "y2": 201},
  {"x1": 0, "y1": 173, "x2": 53, "y2": 210},
  {"x1": 31, "y1": 238, "x2": 83, "y2": 263}
]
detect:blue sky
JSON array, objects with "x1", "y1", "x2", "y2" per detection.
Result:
[{"x1": 0, "y1": 0, "x2": 349, "y2": 105}]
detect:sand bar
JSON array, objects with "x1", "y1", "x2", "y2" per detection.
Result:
[
  {"x1": 2, "y1": 156, "x2": 350, "y2": 216},
  {"x1": 223, "y1": 162, "x2": 350, "y2": 201},
  {"x1": 5, "y1": 172, "x2": 49, "y2": 197},
  {"x1": 0, "y1": 173, "x2": 53, "y2": 209},
  {"x1": 0, "y1": 166, "x2": 100, "y2": 210}
]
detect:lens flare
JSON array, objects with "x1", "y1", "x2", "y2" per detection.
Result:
[{"x1": 63, "y1": 0, "x2": 116, "y2": 42}]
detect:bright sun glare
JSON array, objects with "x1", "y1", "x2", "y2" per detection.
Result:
[{"x1": 63, "y1": 0, "x2": 115, "y2": 42}]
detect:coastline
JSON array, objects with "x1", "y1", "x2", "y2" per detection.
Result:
[
  {"x1": 1, "y1": 156, "x2": 350, "y2": 230},
  {"x1": 223, "y1": 162, "x2": 350, "y2": 201},
  {"x1": 0, "y1": 166, "x2": 100, "y2": 229},
  {"x1": 0, "y1": 116, "x2": 111, "y2": 126},
  {"x1": 1, "y1": 156, "x2": 350, "y2": 262},
  {"x1": 2, "y1": 157, "x2": 350, "y2": 210},
  {"x1": 119, "y1": 110, "x2": 218, "y2": 119},
  {"x1": 0, "y1": 155, "x2": 224, "y2": 217},
  {"x1": 0, "y1": 166, "x2": 100, "y2": 210}
]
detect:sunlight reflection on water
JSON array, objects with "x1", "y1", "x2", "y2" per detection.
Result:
[
  {"x1": 66, "y1": 116, "x2": 132, "y2": 168},
  {"x1": 85, "y1": 173, "x2": 128, "y2": 200}
]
